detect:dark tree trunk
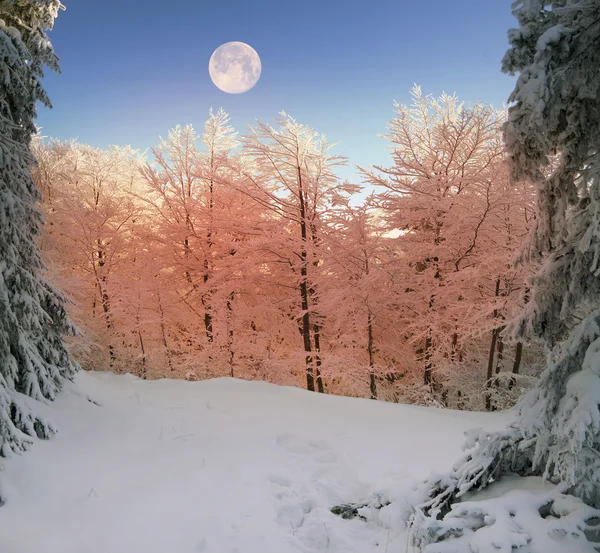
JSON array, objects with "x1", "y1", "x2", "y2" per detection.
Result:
[
  {"x1": 136, "y1": 288, "x2": 147, "y2": 379},
  {"x1": 205, "y1": 175, "x2": 215, "y2": 343},
  {"x1": 297, "y1": 164, "x2": 314, "y2": 392},
  {"x1": 486, "y1": 328, "x2": 499, "y2": 410},
  {"x1": 96, "y1": 241, "x2": 116, "y2": 369},
  {"x1": 368, "y1": 311, "x2": 377, "y2": 399},
  {"x1": 138, "y1": 329, "x2": 146, "y2": 379},
  {"x1": 314, "y1": 323, "x2": 324, "y2": 393},
  {"x1": 226, "y1": 292, "x2": 235, "y2": 377},
  {"x1": 201, "y1": 263, "x2": 213, "y2": 343},
  {"x1": 156, "y1": 286, "x2": 173, "y2": 371},
  {"x1": 495, "y1": 333, "x2": 504, "y2": 374},
  {"x1": 509, "y1": 341, "x2": 523, "y2": 389},
  {"x1": 424, "y1": 259, "x2": 440, "y2": 385},
  {"x1": 512, "y1": 341, "x2": 523, "y2": 375},
  {"x1": 299, "y1": 261, "x2": 314, "y2": 391},
  {"x1": 183, "y1": 232, "x2": 192, "y2": 285},
  {"x1": 424, "y1": 293, "x2": 435, "y2": 385},
  {"x1": 97, "y1": 281, "x2": 115, "y2": 368},
  {"x1": 308, "y1": 222, "x2": 325, "y2": 394},
  {"x1": 508, "y1": 286, "x2": 528, "y2": 389},
  {"x1": 424, "y1": 329, "x2": 433, "y2": 385},
  {"x1": 451, "y1": 331, "x2": 458, "y2": 363},
  {"x1": 485, "y1": 278, "x2": 501, "y2": 411}
]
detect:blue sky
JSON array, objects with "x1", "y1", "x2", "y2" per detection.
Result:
[{"x1": 38, "y1": 0, "x2": 517, "y2": 183}]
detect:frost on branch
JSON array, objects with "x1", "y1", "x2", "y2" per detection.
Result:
[
  {"x1": 0, "y1": 380, "x2": 56, "y2": 458},
  {"x1": 415, "y1": 308, "x2": 600, "y2": 524},
  {"x1": 412, "y1": 485, "x2": 600, "y2": 553}
]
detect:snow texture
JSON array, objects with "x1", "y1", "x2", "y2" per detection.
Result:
[
  {"x1": 0, "y1": 371, "x2": 511, "y2": 553},
  {"x1": 412, "y1": 478, "x2": 600, "y2": 553}
]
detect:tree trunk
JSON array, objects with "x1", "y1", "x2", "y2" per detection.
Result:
[
  {"x1": 96, "y1": 279, "x2": 115, "y2": 369},
  {"x1": 156, "y1": 286, "x2": 173, "y2": 371},
  {"x1": 136, "y1": 288, "x2": 147, "y2": 379},
  {"x1": 486, "y1": 328, "x2": 499, "y2": 410},
  {"x1": 183, "y1": 232, "x2": 193, "y2": 285},
  {"x1": 203, "y1": 180, "x2": 213, "y2": 343},
  {"x1": 226, "y1": 292, "x2": 235, "y2": 377},
  {"x1": 138, "y1": 329, "x2": 147, "y2": 379},
  {"x1": 313, "y1": 323, "x2": 324, "y2": 393},
  {"x1": 424, "y1": 259, "x2": 440, "y2": 386},
  {"x1": 206, "y1": 158, "x2": 215, "y2": 287},
  {"x1": 95, "y1": 240, "x2": 116, "y2": 369},
  {"x1": 495, "y1": 333, "x2": 504, "y2": 374},
  {"x1": 451, "y1": 331, "x2": 458, "y2": 363},
  {"x1": 308, "y1": 222, "x2": 324, "y2": 393},
  {"x1": 509, "y1": 341, "x2": 523, "y2": 389},
  {"x1": 424, "y1": 293, "x2": 435, "y2": 385},
  {"x1": 485, "y1": 278, "x2": 501, "y2": 411},
  {"x1": 297, "y1": 164, "x2": 314, "y2": 392},
  {"x1": 368, "y1": 311, "x2": 377, "y2": 400},
  {"x1": 512, "y1": 341, "x2": 523, "y2": 375},
  {"x1": 424, "y1": 328, "x2": 433, "y2": 385},
  {"x1": 507, "y1": 286, "x2": 528, "y2": 389},
  {"x1": 202, "y1": 252, "x2": 213, "y2": 343}
]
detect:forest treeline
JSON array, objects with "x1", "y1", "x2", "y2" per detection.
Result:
[{"x1": 33, "y1": 87, "x2": 543, "y2": 410}]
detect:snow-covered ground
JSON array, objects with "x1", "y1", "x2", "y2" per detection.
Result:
[{"x1": 0, "y1": 372, "x2": 511, "y2": 553}]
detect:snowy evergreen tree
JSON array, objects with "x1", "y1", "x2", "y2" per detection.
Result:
[
  {"x1": 0, "y1": 0, "x2": 77, "y2": 462},
  {"x1": 410, "y1": 0, "x2": 600, "y2": 536}
]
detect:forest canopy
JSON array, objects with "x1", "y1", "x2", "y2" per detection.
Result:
[{"x1": 32, "y1": 90, "x2": 542, "y2": 410}]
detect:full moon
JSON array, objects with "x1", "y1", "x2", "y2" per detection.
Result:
[{"x1": 208, "y1": 42, "x2": 261, "y2": 94}]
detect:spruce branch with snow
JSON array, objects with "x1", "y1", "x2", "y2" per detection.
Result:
[
  {"x1": 408, "y1": 1, "x2": 600, "y2": 549},
  {"x1": 0, "y1": 0, "x2": 77, "y2": 464},
  {"x1": 411, "y1": 483, "x2": 600, "y2": 553}
]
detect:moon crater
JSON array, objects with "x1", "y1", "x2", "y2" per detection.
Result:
[{"x1": 209, "y1": 42, "x2": 261, "y2": 94}]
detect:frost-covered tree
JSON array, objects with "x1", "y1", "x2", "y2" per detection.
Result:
[
  {"x1": 363, "y1": 88, "x2": 536, "y2": 405},
  {"x1": 0, "y1": 0, "x2": 77, "y2": 462},
  {"x1": 318, "y1": 197, "x2": 401, "y2": 399},
  {"x1": 238, "y1": 113, "x2": 350, "y2": 392},
  {"x1": 33, "y1": 140, "x2": 145, "y2": 371},
  {"x1": 410, "y1": 1, "x2": 600, "y2": 549}
]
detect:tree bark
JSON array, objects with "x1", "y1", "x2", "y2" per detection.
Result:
[
  {"x1": 424, "y1": 293, "x2": 435, "y2": 385},
  {"x1": 138, "y1": 329, "x2": 146, "y2": 379},
  {"x1": 308, "y1": 222, "x2": 324, "y2": 393},
  {"x1": 451, "y1": 331, "x2": 458, "y2": 363},
  {"x1": 96, "y1": 281, "x2": 115, "y2": 368},
  {"x1": 136, "y1": 288, "x2": 147, "y2": 379},
  {"x1": 424, "y1": 328, "x2": 433, "y2": 385},
  {"x1": 508, "y1": 286, "x2": 528, "y2": 388},
  {"x1": 297, "y1": 163, "x2": 314, "y2": 391},
  {"x1": 424, "y1": 259, "x2": 440, "y2": 385},
  {"x1": 202, "y1": 273, "x2": 213, "y2": 343},
  {"x1": 486, "y1": 328, "x2": 499, "y2": 410},
  {"x1": 156, "y1": 286, "x2": 173, "y2": 371},
  {"x1": 485, "y1": 278, "x2": 501, "y2": 410},
  {"x1": 313, "y1": 323, "x2": 324, "y2": 393},
  {"x1": 368, "y1": 311, "x2": 377, "y2": 399},
  {"x1": 509, "y1": 341, "x2": 523, "y2": 389},
  {"x1": 203, "y1": 170, "x2": 214, "y2": 342},
  {"x1": 94, "y1": 238, "x2": 116, "y2": 368},
  {"x1": 495, "y1": 333, "x2": 504, "y2": 374},
  {"x1": 226, "y1": 292, "x2": 235, "y2": 377}
]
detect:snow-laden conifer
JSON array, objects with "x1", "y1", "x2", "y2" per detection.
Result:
[
  {"x1": 0, "y1": 0, "x2": 77, "y2": 463},
  {"x1": 407, "y1": 0, "x2": 600, "y2": 549}
]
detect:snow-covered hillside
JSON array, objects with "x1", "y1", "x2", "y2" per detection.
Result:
[{"x1": 0, "y1": 372, "x2": 510, "y2": 553}]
